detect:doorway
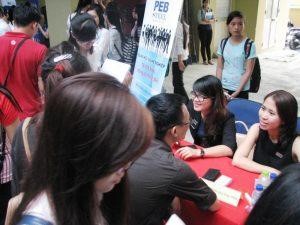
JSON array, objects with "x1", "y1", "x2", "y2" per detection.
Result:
[{"x1": 263, "y1": 0, "x2": 280, "y2": 48}]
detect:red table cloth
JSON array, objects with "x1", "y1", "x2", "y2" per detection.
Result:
[{"x1": 172, "y1": 141, "x2": 258, "y2": 225}]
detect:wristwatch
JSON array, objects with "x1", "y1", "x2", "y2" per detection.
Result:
[{"x1": 199, "y1": 148, "x2": 205, "y2": 158}]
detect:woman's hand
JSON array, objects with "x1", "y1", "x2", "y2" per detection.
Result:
[
  {"x1": 265, "y1": 167, "x2": 281, "y2": 176},
  {"x1": 178, "y1": 59, "x2": 185, "y2": 72},
  {"x1": 171, "y1": 197, "x2": 181, "y2": 215},
  {"x1": 122, "y1": 72, "x2": 133, "y2": 87},
  {"x1": 230, "y1": 91, "x2": 240, "y2": 99},
  {"x1": 176, "y1": 146, "x2": 201, "y2": 160}
]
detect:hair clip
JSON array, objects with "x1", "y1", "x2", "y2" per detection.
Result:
[{"x1": 53, "y1": 54, "x2": 72, "y2": 63}]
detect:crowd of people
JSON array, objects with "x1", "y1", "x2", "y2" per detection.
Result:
[{"x1": 0, "y1": 1, "x2": 299, "y2": 225}]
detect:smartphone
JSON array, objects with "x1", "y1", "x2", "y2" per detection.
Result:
[{"x1": 203, "y1": 168, "x2": 221, "y2": 181}]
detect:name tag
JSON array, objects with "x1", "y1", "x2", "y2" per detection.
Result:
[
  {"x1": 190, "y1": 119, "x2": 198, "y2": 129},
  {"x1": 275, "y1": 152, "x2": 283, "y2": 158}
]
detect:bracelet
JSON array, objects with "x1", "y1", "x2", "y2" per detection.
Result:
[{"x1": 199, "y1": 149, "x2": 205, "y2": 158}]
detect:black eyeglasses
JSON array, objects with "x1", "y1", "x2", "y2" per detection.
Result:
[{"x1": 190, "y1": 91, "x2": 213, "y2": 102}]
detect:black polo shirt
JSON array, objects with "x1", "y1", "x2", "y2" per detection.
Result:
[{"x1": 128, "y1": 139, "x2": 217, "y2": 225}]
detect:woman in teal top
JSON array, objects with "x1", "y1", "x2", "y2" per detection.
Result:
[{"x1": 216, "y1": 11, "x2": 256, "y2": 99}]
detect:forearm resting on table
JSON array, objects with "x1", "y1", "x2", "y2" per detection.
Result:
[
  {"x1": 232, "y1": 155, "x2": 279, "y2": 174},
  {"x1": 204, "y1": 145, "x2": 233, "y2": 157}
]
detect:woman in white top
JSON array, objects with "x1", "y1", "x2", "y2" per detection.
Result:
[
  {"x1": 87, "y1": 4, "x2": 110, "y2": 71},
  {"x1": 66, "y1": 0, "x2": 92, "y2": 36},
  {"x1": 10, "y1": 74, "x2": 154, "y2": 225}
]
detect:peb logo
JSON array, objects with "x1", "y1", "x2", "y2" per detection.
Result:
[{"x1": 154, "y1": 1, "x2": 169, "y2": 12}]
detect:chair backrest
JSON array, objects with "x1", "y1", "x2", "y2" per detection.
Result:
[
  {"x1": 227, "y1": 98, "x2": 262, "y2": 134},
  {"x1": 297, "y1": 117, "x2": 300, "y2": 134}
]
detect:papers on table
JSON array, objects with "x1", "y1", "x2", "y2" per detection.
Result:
[
  {"x1": 165, "y1": 214, "x2": 186, "y2": 225},
  {"x1": 203, "y1": 178, "x2": 241, "y2": 207},
  {"x1": 101, "y1": 59, "x2": 130, "y2": 82}
]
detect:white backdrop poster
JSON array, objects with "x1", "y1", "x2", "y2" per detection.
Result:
[{"x1": 131, "y1": 0, "x2": 184, "y2": 104}]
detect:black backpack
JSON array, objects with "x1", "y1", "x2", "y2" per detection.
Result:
[{"x1": 221, "y1": 38, "x2": 261, "y2": 93}]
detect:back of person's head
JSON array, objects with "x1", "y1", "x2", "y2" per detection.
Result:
[
  {"x1": 13, "y1": 3, "x2": 40, "y2": 27},
  {"x1": 263, "y1": 90, "x2": 298, "y2": 146},
  {"x1": 226, "y1": 10, "x2": 244, "y2": 25},
  {"x1": 246, "y1": 163, "x2": 300, "y2": 225},
  {"x1": 105, "y1": 2, "x2": 123, "y2": 39},
  {"x1": 69, "y1": 13, "x2": 97, "y2": 49},
  {"x1": 75, "y1": 0, "x2": 92, "y2": 13},
  {"x1": 41, "y1": 41, "x2": 91, "y2": 101},
  {"x1": 146, "y1": 93, "x2": 185, "y2": 140},
  {"x1": 89, "y1": 3, "x2": 105, "y2": 28},
  {"x1": 11, "y1": 73, "x2": 154, "y2": 225},
  {"x1": 8, "y1": 5, "x2": 15, "y2": 23}
]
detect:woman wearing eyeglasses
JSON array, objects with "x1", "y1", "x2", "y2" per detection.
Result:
[{"x1": 176, "y1": 75, "x2": 237, "y2": 160}]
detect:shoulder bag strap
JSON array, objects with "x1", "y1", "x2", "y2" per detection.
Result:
[
  {"x1": 244, "y1": 38, "x2": 252, "y2": 59},
  {"x1": 22, "y1": 117, "x2": 32, "y2": 162},
  {"x1": 3, "y1": 38, "x2": 28, "y2": 87},
  {"x1": 113, "y1": 43, "x2": 124, "y2": 61}
]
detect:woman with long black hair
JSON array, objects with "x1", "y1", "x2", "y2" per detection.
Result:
[
  {"x1": 104, "y1": 2, "x2": 124, "y2": 61},
  {"x1": 10, "y1": 74, "x2": 154, "y2": 225},
  {"x1": 233, "y1": 90, "x2": 300, "y2": 174},
  {"x1": 176, "y1": 75, "x2": 237, "y2": 159}
]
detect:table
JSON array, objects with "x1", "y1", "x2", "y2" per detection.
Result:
[{"x1": 172, "y1": 141, "x2": 258, "y2": 225}]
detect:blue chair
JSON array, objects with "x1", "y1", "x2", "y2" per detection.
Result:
[
  {"x1": 227, "y1": 98, "x2": 261, "y2": 134},
  {"x1": 297, "y1": 118, "x2": 300, "y2": 134}
]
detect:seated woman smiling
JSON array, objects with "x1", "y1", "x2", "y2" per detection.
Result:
[
  {"x1": 233, "y1": 90, "x2": 300, "y2": 174},
  {"x1": 176, "y1": 75, "x2": 237, "y2": 160}
]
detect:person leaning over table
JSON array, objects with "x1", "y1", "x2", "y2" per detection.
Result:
[
  {"x1": 232, "y1": 90, "x2": 300, "y2": 174},
  {"x1": 176, "y1": 75, "x2": 237, "y2": 160},
  {"x1": 128, "y1": 93, "x2": 219, "y2": 225}
]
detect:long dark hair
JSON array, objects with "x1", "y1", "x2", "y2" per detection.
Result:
[
  {"x1": 105, "y1": 2, "x2": 124, "y2": 41},
  {"x1": 41, "y1": 41, "x2": 91, "y2": 102},
  {"x1": 69, "y1": 13, "x2": 97, "y2": 54},
  {"x1": 75, "y1": 0, "x2": 92, "y2": 13},
  {"x1": 263, "y1": 90, "x2": 298, "y2": 149},
  {"x1": 89, "y1": 3, "x2": 105, "y2": 28},
  {"x1": 192, "y1": 75, "x2": 228, "y2": 136},
  {"x1": 10, "y1": 74, "x2": 154, "y2": 225},
  {"x1": 135, "y1": 3, "x2": 145, "y2": 27},
  {"x1": 246, "y1": 163, "x2": 300, "y2": 225}
]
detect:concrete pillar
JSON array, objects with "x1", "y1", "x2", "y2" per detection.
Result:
[{"x1": 45, "y1": 0, "x2": 73, "y2": 46}]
